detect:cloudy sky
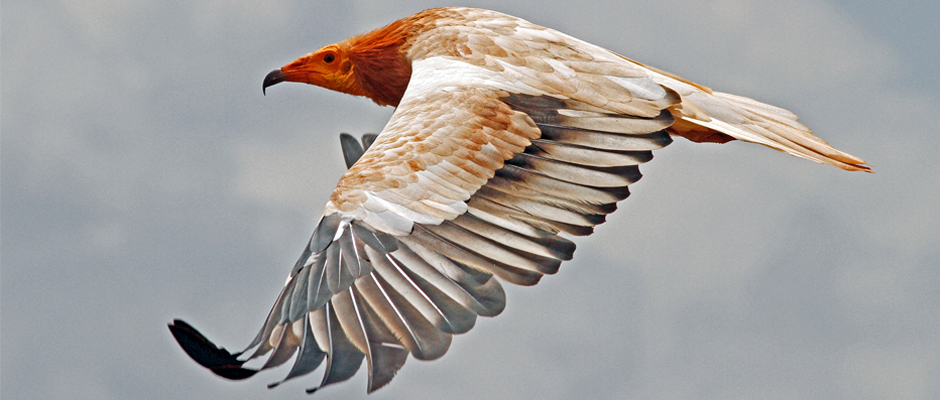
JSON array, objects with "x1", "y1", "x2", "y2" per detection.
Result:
[{"x1": 3, "y1": 0, "x2": 939, "y2": 399}]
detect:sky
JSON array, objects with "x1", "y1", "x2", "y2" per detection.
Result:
[{"x1": 2, "y1": 0, "x2": 939, "y2": 399}]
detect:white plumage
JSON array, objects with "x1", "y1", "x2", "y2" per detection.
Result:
[{"x1": 170, "y1": 7, "x2": 870, "y2": 395}]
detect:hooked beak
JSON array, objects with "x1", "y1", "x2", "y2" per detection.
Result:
[{"x1": 262, "y1": 69, "x2": 287, "y2": 95}]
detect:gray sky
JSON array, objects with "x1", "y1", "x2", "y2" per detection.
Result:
[{"x1": 3, "y1": 1, "x2": 938, "y2": 399}]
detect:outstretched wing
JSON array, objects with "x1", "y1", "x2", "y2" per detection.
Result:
[{"x1": 170, "y1": 49, "x2": 677, "y2": 393}]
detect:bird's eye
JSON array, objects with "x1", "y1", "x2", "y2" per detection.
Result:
[{"x1": 323, "y1": 53, "x2": 336, "y2": 64}]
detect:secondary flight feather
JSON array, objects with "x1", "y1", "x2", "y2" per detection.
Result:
[{"x1": 169, "y1": 7, "x2": 870, "y2": 395}]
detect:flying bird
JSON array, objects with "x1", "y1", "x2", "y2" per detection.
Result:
[{"x1": 169, "y1": 6, "x2": 870, "y2": 395}]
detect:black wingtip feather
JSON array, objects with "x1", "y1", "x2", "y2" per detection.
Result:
[{"x1": 168, "y1": 319, "x2": 259, "y2": 380}]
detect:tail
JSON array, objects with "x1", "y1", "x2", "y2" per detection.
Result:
[
  {"x1": 628, "y1": 58, "x2": 871, "y2": 172},
  {"x1": 667, "y1": 89, "x2": 871, "y2": 172}
]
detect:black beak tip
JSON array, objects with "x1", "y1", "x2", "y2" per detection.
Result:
[{"x1": 262, "y1": 69, "x2": 287, "y2": 95}]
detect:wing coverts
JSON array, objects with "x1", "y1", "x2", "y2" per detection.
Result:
[{"x1": 170, "y1": 88, "x2": 672, "y2": 392}]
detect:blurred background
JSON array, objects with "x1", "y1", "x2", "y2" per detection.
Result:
[{"x1": 3, "y1": 1, "x2": 938, "y2": 399}]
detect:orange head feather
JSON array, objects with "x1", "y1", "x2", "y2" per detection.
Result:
[{"x1": 263, "y1": 19, "x2": 414, "y2": 107}]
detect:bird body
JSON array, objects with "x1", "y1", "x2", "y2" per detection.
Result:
[{"x1": 171, "y1": 7, "x2": 870, "y2": 394}]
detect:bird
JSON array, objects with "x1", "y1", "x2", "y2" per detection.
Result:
[{"x1": 169, "y1": 6, "x2": 871, "y2": 395}]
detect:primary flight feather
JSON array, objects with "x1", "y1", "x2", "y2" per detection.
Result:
[{"x1": 170, "y1": 6, "x2": 870, "y2": 395}]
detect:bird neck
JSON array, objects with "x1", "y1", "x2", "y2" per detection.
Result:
[{"x1": 346, "y1": 20, "x2": 415, "y2": 107}]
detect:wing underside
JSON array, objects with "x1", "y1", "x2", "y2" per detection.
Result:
[{"x1": 170, "y1": 90, "x2": 673, "y2": 393}]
